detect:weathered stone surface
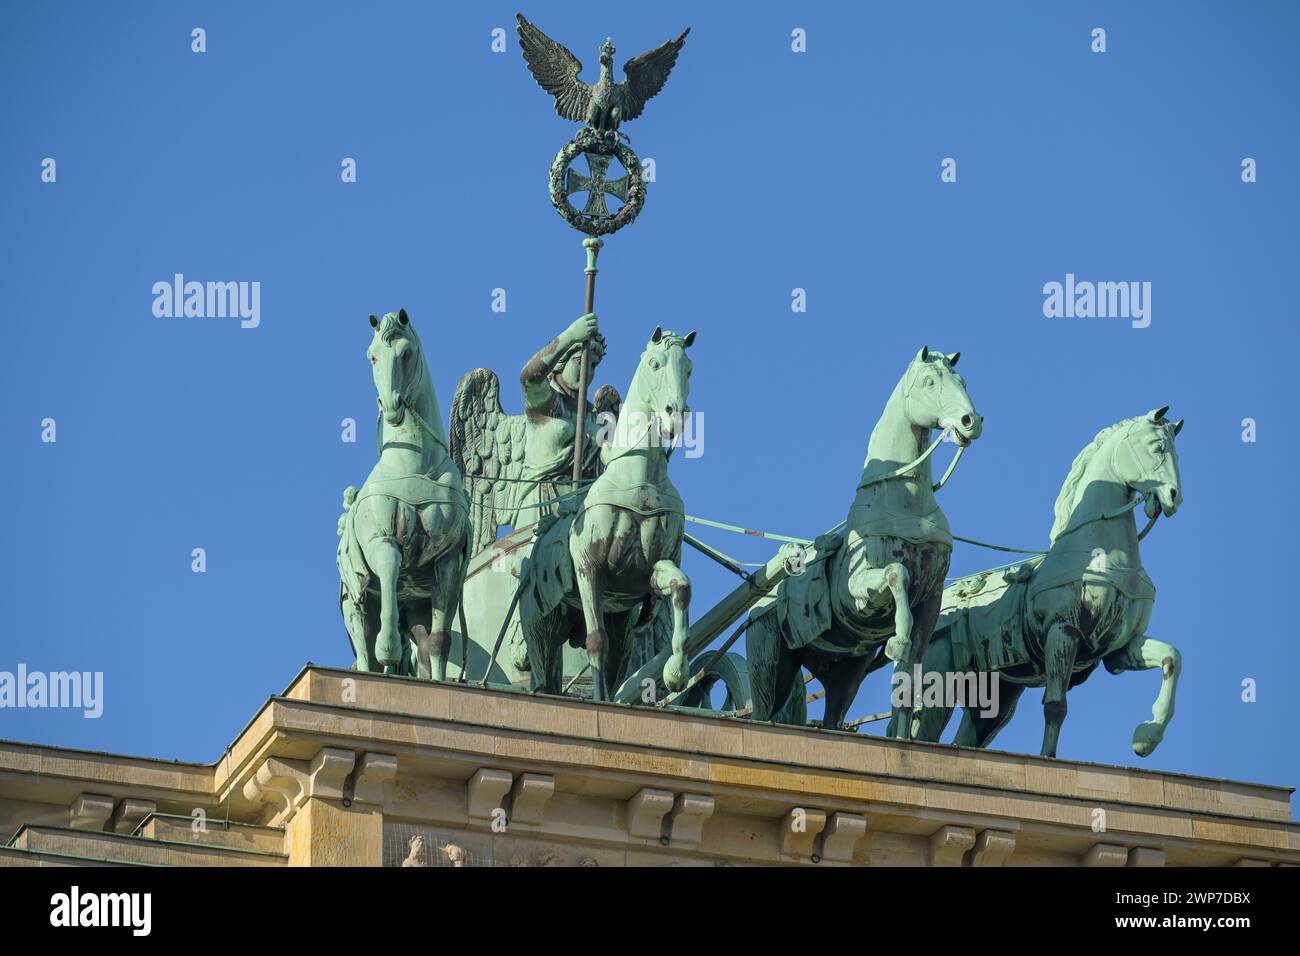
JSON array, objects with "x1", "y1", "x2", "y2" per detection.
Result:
[{"x1": 1, "y1": 667, "x2": 1296, "y2": 867}]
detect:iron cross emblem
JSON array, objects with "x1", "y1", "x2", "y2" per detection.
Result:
[{"x1": 565, "y1": 152, "x2": 631, "y2": 218}]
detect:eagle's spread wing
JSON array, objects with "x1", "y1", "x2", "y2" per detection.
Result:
[
  {"x1": 449, "y1": 368, "x2": 528, "y2": 558},
  {"x1": 618, "y1": 28, "x2": 690, "y2": 122},
  {"x1": 517, "y1": 13, "x2": 592, "y2": 123}
]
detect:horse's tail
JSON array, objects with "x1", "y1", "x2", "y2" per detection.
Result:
[{"x1": 746, "y1": 612, "x2": 794, "y2": 722}]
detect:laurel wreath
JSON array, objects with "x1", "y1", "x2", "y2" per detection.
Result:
[{"x1": 548, "y1": 134, "x2": 646, "y2": 237}]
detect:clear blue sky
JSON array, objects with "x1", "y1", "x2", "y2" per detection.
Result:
[{"x1": 1, "y1": 2, "x2": 1296, "y2": 792}]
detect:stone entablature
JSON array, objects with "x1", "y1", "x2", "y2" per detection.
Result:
[{"x1": 1, "y1": 665, "x2": 1296, "y2": 867}]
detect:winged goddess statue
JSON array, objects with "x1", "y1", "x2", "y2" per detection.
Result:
[
  {"x1": 516, "y1": 13, "x2": 690, "y2": 134},
  {"x1": 449, "y1": 313, "x2": 621, "y2": 558}
]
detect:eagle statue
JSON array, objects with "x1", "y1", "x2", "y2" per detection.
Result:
[{"x1": 516, "y1": 13, "x2": 689, "y2": 133}]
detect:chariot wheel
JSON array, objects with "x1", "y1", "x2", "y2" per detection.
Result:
[{"x1": 677, "y1": 651, "x2": 753, "y2": 712}]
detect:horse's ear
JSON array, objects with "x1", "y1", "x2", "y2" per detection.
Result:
[
  {"x1": 917, "y1": 345, "x2": 930, "y2": 362},
  {"x1": 398, "y1": 308, "x2": 410, "y2": 326},
  {"x1": 369, "y1": 314, "x2": 379, "y2": 328},
  {"x1": 1172, "y1": 418, "x2": 1184, "y2": 436},
  {"x1": 946, "y1": 351, "x2": 960, "y2": 367},
  {"x1": 683, "y1": 330, "x2": 697, "y2": 347},
  {"x1": 1149, "y1": 405, "x2": 1170, "y2": 422},
  {"x1": 650, "y1": 326, "x2": 663, "y2": 343}
]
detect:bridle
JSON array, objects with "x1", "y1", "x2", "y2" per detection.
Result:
[
  {"x1": 858, "y1": 362, "x2": 973, "y2": 494},
  {"x1": 1054, "y1": 425, "x2": 1169, "y2": 542},
  {"x1": 373, "y1": 340, "x2": 452, "y2": 460}
]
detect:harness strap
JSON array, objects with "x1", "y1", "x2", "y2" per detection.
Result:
[
  {"x1": 855, "y1": 430, "x2": 968, "y2": 494},
  {"x1": 856, "y1": 431, "x2": 946, "y2": 491}
]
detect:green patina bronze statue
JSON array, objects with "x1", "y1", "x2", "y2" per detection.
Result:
[
  {"x1": 517, "y1": 13, "x2": 688, "y2": 135},
  {"x1": 518, "y1": 14, "x2": 688, "y2": 236},
  {"x1": 337, "y1": 310, "x2": 469, "y2": 680},
  {"x1": 519, "y1": 326, "x2": 696, "y2": 700},
  {"x1": 746, "y1": 348, "x2": 983, "y2": 735},
  {"x1": 325, "y1": 15, "x2": 1189, "y2": 765},
  {"x1": 449, "y1": 313, "x2": 619, "y2": 558},
  {"x1": 899, "y1": 409, "x2": 1184, "y2": 758}
]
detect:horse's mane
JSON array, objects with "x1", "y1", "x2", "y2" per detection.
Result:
[{"x1": 1048, "y1": 416, "x2": 1142, "y2": 544}]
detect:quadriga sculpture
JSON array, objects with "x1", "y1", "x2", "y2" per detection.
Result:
[
  {"x1": 900, "y1": 408, "x2": 1184, "y2": 758},
  {"x1": 520, "y1": 326, "x2": 697, "y2": 700},
  {"x1": 747, "y1": 347, "x2": 983, "y2": 735},
  {"x1": 337, "y1": 310, "x2": 470, "y2": 679}
]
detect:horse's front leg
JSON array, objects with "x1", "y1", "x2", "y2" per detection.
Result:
[
  {"x1": 573, "y1": 545, "x2": 609, "y2": 701},
  {"x1": 651, "y1": 559, "x2": 692, "y2": 692},
  {"x1": 848, "y1": 563, "x2": 912, "y2": 662},
  {"x1": 361, "y1": 538, "x2": 403, "y2": 673},
  {"x1": 1040, "y1": 621, "x2": 1080, "y2": 758},
  {"x1": 354, "y1": 503, "x2": 405, "y2": 677},
  {"x1": 850, "y1": 562, "x2": 914, "y2": 738},
  {"x1": 1103, "y1": 634, "x2": 1181, "y2": 757}
]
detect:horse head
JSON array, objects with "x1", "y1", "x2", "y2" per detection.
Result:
[
  {"x1": 1113, "y1": 407, "x2": 1185, "y2": 520},
  {"x1": 629, "y1": 326, "x2": 696, "y2": 447},
  {"x1": 368, "y1": 309, "x2": 426, "y2": 426},
  {"x1": 901, "y1": 346, "x2": 983, "y2": 446}
]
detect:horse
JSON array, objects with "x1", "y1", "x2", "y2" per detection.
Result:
[
  {"x1": 521, "y1": 326, "x2": 696, "y2": 701},
  {"x1": 337, "y1": 309, "x2": 469, "y2": 679},
  {"x1": 898, "y1": 408, "x2": 1184, "y2": 758},
  {"x1": 747, "y1": 346, "x2": 983, "y2": 736}
]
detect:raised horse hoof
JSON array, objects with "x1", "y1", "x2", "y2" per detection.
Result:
[
  {"x1": 1132, "y1": 721, "x2": 1164, "y2": 757},
  {"x1": 884, "y1": 637, "x2": 911, "y2": 663},
  {"x1": 662, "y1": 653, "x2": 687, "y2": 693}
]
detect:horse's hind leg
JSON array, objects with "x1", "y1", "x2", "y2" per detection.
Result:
[
  {"x1": 904, "y1": 634, "x2": 956, "y2": 742},
  {"x1": 895, "y1": 587, "x2": 946, "y2": 738},
  {"x1": 1040, "y1": 621, "x2": 1080, "y2": 757},
  {"x1": 808, "y1": 648, "x2": 872, "y2": 731},
  {"x1": 954, "y1": 682, "x2": 1024, "y2": 749},
  {"x1": 418, "y1": 546, "x2": 463, "y2": 682},
  {"x1": 405, "y1": 601, "x2": 443, "y2": 682},
  {"x1": 602, "y1": 608, "x2": 638, "y2": 699}
]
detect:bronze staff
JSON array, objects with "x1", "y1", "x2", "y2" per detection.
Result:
[{"x1": 572, "y1": 237, "x2": 602, "y2": 484}]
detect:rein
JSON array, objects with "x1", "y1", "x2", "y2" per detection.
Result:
[
  {"x1": 1055, "y1": 494, "x2": 1161, "y2": 543},
  {"x1": 375, "y1": 405, "x2": 453, "y2": 461},
  {"x1": 950, "y1": 495, "x2": 1160, "y2": 559},
  {"x1": 856, "y1": 429, "x2": 967, "y2": 494}
]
